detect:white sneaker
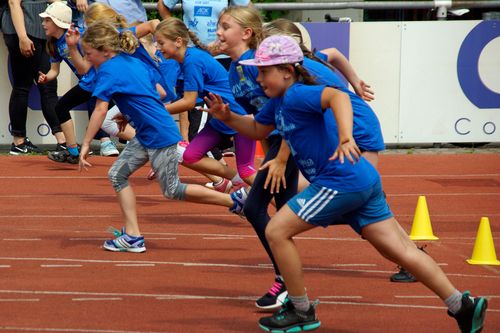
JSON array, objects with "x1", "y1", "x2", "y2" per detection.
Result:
[{"x1": 100, "y1": 140, "x2": 119, "y2": 156}]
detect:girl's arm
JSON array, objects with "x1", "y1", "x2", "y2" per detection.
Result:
[
  {"x1": 66, "y1": 26, "x2": 92, "y2": 75},
  {"x1": 165, "y1": 91, "x2": 197, "y2": 115},
  {"x1": 38, "y1": 62, "x2": 61, "y2": 84},
  {"x1": 157, "y1": 1, "x2": 173, "y2": 19},
  {"x1": 320, "y1": 87, "x2": 361, "y2": 163},
  {"x1": 8, "y1": 0, "x2": 34, "y2": 57},
  {"x1": 259, "y1": 139, "x2": 291, "y2": 194},
  {"x1": 204, "y1": 93, "x2": 274, "y2": 140},
  {"x1": 79, "y1": 99, "x2": 109, "y2": 170},
  {"x1": 320, "y1": 48, "x2": 374, "y2": 102},
  {"x1": 156, "y1": 83, "x2": 167, "y2": 100},
  {"x1": 135, "y1": 19, "x2": 161, "y2": 39}
]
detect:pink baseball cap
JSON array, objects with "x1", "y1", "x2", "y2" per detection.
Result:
[{"x1": 239, "y1": 35, "x2": 304, "y2": 67}]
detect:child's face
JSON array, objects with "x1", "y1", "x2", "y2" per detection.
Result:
[
  {"x1": 155, "y1": 34, "x2": 179, "y2": 60},
  {"x1": 256, "y1": 66, "x2": 292, "y2": 98},
  {"x1": 216, "y1": 14, "x2": 246, "y2": 54},
  {"x1": 41, "y1": 17, "x2": 60, "y2": 37},
  {"x1": 82, "y1": 43, "x2": 108, "y2": 68}
]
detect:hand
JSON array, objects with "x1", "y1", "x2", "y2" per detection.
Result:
[
  {"x1": 330, "y1": 137, "x2": 361, "y2": 164},
  {"x1": 65, "y1": 24, "x2": 81, "y2": 48},
  {"x1": 112, "y1": 113, "x2": 128, "y2": 133},
  {"x1": 203, "y1": 93, "x2": 231, "y2": 121},
  {"x1": 208, "y1": 40, "x2": 223, "y2": 56},
  {"x1": 79, "y1": 143, "x2": 92, "y2": 171},
  {"x1": 353, "y1": 80, "x2": 375, "y2": 102},
  {"x1": 19, "y1": 36, "x2": 35, "y2": 57},
  {"x1": 260, "y1": 158, "x2": 287, "y2": 194},
  {"x1": 37, "y1": 71, "x2": 48, "y2": 84},
  {"x1": 76, "y1": 0, "x2": 89, "y2": 12}
]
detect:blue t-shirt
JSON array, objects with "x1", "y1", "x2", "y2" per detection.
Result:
[
  {"x1": 304, "y1": 57, "x2": 385, "y2": 152},
  {"x1": 228, "y1": 49, "x2": 268, "y2": 115},
  {"x1": 163, "y1": 0, "x2": 250, "y2": 45},
  {"x1": 181, "y1": 47, "x2": 246, "y2": 134},
  {"x1": 92, "y1": 53, "x2": 182, "y2": 149},
  {"x1": 255, "y1": 83, "x2": 379, "y2": 192},
  {"x1": 51, "y1": 30, "x2": 96, "y2": 92}
]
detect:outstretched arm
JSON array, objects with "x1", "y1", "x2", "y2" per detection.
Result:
[
  {"x1": 80, "y1": 99, "x2": 109, "y2": 170},
  {"x1": 321, "y1": 87, "x2": 361, "y2": 163},
  {"x1": 135, "y1": 19, "x2": 160, "y2": 38},
  {"x1": 204, "y1": 93, "x2": 274, "y2": 140},
  {"x1": 66, "y1": 25, "x2": 92, "y2": 75},
  {"x1": 320, "y1": 48, "x2": 374, "y2": 102}
]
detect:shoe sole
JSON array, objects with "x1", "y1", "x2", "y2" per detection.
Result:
[
  {"x1": 258, "y1": 320, "x2": 321, "y2": 332},
  {"x1": 103, "y1": 244, "x2": 146, "y2": 253},
  {"x1": 472, "y1": 298, "x2": 488, "y2": 333},
  {"x1": 256, "y1": 292, "x2": 288, "y2": 311},
  {"x1": 389, "y1": 277, "x2": 417, "y2": 283}
]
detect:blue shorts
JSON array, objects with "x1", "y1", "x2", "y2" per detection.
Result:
[{"x1": 287, "y1": 179, "x2": 393, "y2": 234}]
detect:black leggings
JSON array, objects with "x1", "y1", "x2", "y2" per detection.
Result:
[
  {"x1": 3, "y1": 33, "x2": 61, "y2": 137},
  {"x1": 56, "y1": 84, "x2": 109, "y2": 140},
  {"x1": 243, "y1": 135, "x2": 299, "y2": 275}
]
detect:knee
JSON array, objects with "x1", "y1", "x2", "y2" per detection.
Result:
[
  {"x1": 265, "y1": 222, "x2": 282, "y2": 247},
  {"x1": 182, "y1": 149, "x2": 202, "y2": 165},
  {"x1": 243, "y1": 199, "x2": 266, "y2": 225},
  {"x1": 108, "y1": 166, "x2": 128, "y2": 192},
  {"x1": 163, "y1": 182, "x2": 187, "y2": 201}
]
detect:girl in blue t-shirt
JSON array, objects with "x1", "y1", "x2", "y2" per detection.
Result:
[
  {"x1": 154, "y1": 17, "x2": 257, "y2": 189},
  {"x1": 204, "y1": 35, "x2": 487, "y2": 333},
  {"x1": 78, "y1": 21, "x2": 248, "y2": 253}
]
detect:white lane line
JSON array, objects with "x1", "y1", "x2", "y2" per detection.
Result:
[
  {"x1": 395, "y1": 295, "x2": 439, "y2": 299},
  {"x1": 0, "y1": 298, "x2": 39, "y2": 302},
  {"x1": 40, "y1": 265, "x2": 82, "y2": 268},
  {"x1": 0, "y1": 257, "x2": 498, "y2": 279},
  {"x1": 0, "y1": 326, "x2": 168, "y2": 333},
  {"x1": 72, "y1": 298, "x2": 122, "y2": 302},
  {"x1": 3, "y1": 238, "x2": 41, "y2": 241},
  {"x1": 320, "y1": 296, "x2": 363, "y2": 299},
  {"x1": 115, "y1": 264, "x2": 155, "y2": 267},
  {"x1": 0, "y1": 265, "x2": 11, "y2": 268}
]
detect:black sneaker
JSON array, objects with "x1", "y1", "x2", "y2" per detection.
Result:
[
  {"x1": 448, "y1": 291, "x2": 488, "y2": 333},
  {"x1": 9, "y1": 137, "x2": 43, "y2": 155},
  {"x1": 259, "y1": 299, "x2": 321, "y2": 332},
  {"x1": 256, "y1": 277, "x2": 288, "y2": 310},
  {"x1": 390, "y1": 266, "x2": 417, "y2": 283},
  {"x1": 48, "y1": 150, "x2": 79, "y2": 164},
  {"x1": 55, "y1": 142, "x2": 67, "y2": 152}
]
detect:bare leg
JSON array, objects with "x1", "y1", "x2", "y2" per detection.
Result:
[
  {"x1": 362, "y1": 218, "x2": 455, "y2": 300},
  {"x1": 117, "y1": 186, "x2": 140, "y2": 236},
  {"x1": 60, "y1": 119, "x2": 78, "y2": 146},
  {"x1": 184, "y1": 184, "x2": 234, "y2": 207}
]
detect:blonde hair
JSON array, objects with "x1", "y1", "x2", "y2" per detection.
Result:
[
  {"x1": 82, "y1": 21, "x2": 139, "y2": 54},
  {"x1": 155, "y1": 17, "x2": 209, "y2": 52},
  {"x1": 218, "y1": 6, "x2": 264, "y2": 49},
  {"x1": 84, "y1": 2, "x2": 129, "y2": 28}
]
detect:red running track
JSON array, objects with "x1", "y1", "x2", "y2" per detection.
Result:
[{"x1": 0, "y1": 153, "x2": 499, "y2": 332}]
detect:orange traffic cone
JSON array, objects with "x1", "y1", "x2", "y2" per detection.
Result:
[
  {"x1": 467, "y1": 217, "x2": 500, "y2": 265},
  {"x1": 409, "y1": 196, "x2": 439, "y2": 241},
  {"x1": 255, "y1": 140, "x2": 265, "y2": 158}
]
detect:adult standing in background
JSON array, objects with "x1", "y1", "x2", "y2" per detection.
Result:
[{"x1": 1, "y1": 0, "x2": 66, "y2": 155}]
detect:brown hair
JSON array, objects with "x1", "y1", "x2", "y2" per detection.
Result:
[
  {"x1": 84, "y1": 2, "x2": 129, "y2": 28},
  {"x1": 82, "y1": 21, "x2": 139, "y2": 55},
  {"x1": 155, "y1": 17, "x2": 209, "y2": 52},
  {"x1": 218, "y1": 6, "x2": 264, "y2": 49}
]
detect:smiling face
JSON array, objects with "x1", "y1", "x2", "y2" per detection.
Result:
[
  {"x1": 216, "y1": 14, "x2": 249, "y2": 58},
  {"x1": 154, "y1": 34, "x2": 181, "y2": 61},
  {"x1": 256, "y1": 65, "x2": 295, "y2": 98}
]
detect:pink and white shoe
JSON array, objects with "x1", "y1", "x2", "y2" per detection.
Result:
[{"x1": 147, "y1": 168, "x2": 156, "y2": 180}]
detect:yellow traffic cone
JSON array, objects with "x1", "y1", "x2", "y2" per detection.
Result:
[
  {"x1": 409, "y1": 196, "x2": 439, "y2": 240},
  {"x1": 467, "y1": 217, "x2": 500, "y2": 265}
]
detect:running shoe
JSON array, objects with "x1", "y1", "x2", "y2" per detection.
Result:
[
  {"x1": 48, "y1": 150, "x2": 79, "y2": 164},
  {"x1": 259, "y1": 298, "x2": 320, "y2": 332},
  {"x1": 448, "y1": 291, "x2": 488, "y2": 333},
  {"x1": 100, "y1": 140, "x2": 119, "y2": 156},
  {"x1": 390, "y1": 266, "x2": 417, "y2": 283},
  {"x1": 229, "y1": 187, "x2": 248, "y2": 216},
  {"x1": 103, "y1": 227, "x2": 146, "y2": 253},
  {"x1": 9, "y1": 138, "x2": 43, "y2": 155},
  {"x1": 213, "y1": 178, "x2": 232, "y2": 193},
  {"x1": 256, "y1": 277, "x2": 288, "y2": 310}
]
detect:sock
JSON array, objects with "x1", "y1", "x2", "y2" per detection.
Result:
[
  {"x1": 67, "y1": 144, "x2": 79, "y2": 156},
  {"x1": 288, "y1": 294, "x2": 310, "y2": 312},
  {"x1": 231, "y1": 174, "x2": 244, "y2": 185},
  {"x1": 445, "y1": 289, "x2": 463, "y2": 314}
]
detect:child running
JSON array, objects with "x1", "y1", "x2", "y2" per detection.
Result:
[
  {"x1": 78, "y1": 20, "x2": 247, "y2": 253},
  {"x1": 154, "y1": 17, "x2": 257, "y2": 189},
  {"x1": 216, "y1": 6, "x2": 385, "y2": 310},
  {"x1": 205, "y1": 35, "x2": 488, "y2": 333}
]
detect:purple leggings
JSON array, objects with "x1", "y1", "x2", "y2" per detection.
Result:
[{"x1": 182, "y1": 123, "x2": 257, "y2": 179}]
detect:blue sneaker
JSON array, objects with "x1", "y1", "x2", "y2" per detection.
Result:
[
  {"x1": 448, "y1": 291, "x2": 488, "y2": 333},
  {"x1": 229, "y1": 187, "x2": 248, "y2": 216},
  {"x1": 259, "y1": 298, "x2": 321, "y2": 332},
  {"x1": 103, "y1": 227, "x2": 146, "y2": 253},
  {"x1": 100, "y1": 140, "x2": 119, "y2": 156}
]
